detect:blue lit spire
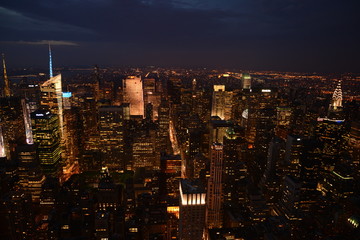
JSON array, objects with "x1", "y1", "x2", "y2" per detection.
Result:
[{"x1": 49, "y1": 42, "x2": 53, "y2": 78}]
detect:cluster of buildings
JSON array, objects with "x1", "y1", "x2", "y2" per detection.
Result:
[{"x1": 0, "y1": 50, "x2": 359, "y2": 239}]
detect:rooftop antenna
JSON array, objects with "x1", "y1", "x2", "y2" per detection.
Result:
[
  {"x1": 49, "y1": 42, "x2": 53, "y2": 78},
  {"x1": 2, "y1": 53, "x2": 11, "y2": 97}
]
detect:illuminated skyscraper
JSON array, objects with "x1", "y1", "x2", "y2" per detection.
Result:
[
  {"x1": 123, "y1": 76, "x2": 144, "y2": 117},
  {"x1": 327, "y1": 80, "x2": 344, "y2": 121},
  {"x1": 17, "y1": 144, "x2": 45, "y2": 202},
  {"x1": 209, "y1": 118, "x2": 233, "y2": 146},
  {"x1": 223, "y1": 127, "x2": 246, "y2": 205},
  {"x1": 241, "y1": 72, "x2": 251, "y2": 89},
  {"x1": 99, "y1": 106, "x2": 125, "y2": 170},
  {"x1": 277, "y1": 175, "x2": 302, "y2": 221},
  {"x1": 158, "y1": 98, "x2": 171, "y2": 153},
  {"x1": 2, "y1": 54, "x2": 11, "y2": 97},
  {"x1": 192, "y1": 78, "x2": 197, "y2": 92},
  {"x1": 329, "y1": 81, "x2": 342, "y2": 111},
  {"x1": 132, "y1": 130, "x2": 158, "y2": 170},
  {"x1": 40, "y1": 74, "x2": 64, "y2": 136},
  {"x1": 206, "y1": 143, "x2": 224, "y2": 230},
  {"x1": 284, "y1": 135, "x2": 303, "y2": 177},
  {"x1": 143, "y1": 75, "x2": 161, "y2": 120},
  {"x1": 22, "y1": 99, "x2": 34, "y2": 145},
  {"x1": 0, "y1": 97, "x2": 25, "y2": 159},
  {"x1": 31, "y1": 109, "x2": 62, "y2": 176},
  {"x1": 17, "y1": 83, "x2": 41, "y2": 113},
  {"x1": 276, "y1": 107, "x2": 292, "y2": 127},
  {"x1": 315, "y1": 118, "x2": 346, "y2": 163},
  {"x1": 179, "y1": 179, "x2": 206, "y2": 240},
  {"x1": 211, "y1": 85, "x2": 233, "y2": 120}
]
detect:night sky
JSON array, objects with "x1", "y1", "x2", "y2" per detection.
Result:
[{"x1": 0, "y1": 0, "x2": 359, "y2": 72}]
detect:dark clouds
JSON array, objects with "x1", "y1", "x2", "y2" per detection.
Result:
[{"x1": 0, "y1": 0, "x2": 359, "y2": 72}]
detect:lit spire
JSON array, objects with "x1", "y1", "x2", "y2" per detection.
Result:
[
  {"x1": 2, "y1": 53, "x2": 11, "y2": 97},
  {"x1": 0, "y1": 126, "x2": 6, "y2": 158},
  {"x1": 331, "y1": 80, "x2": 343, "y2": 110},
  {"x1": 49, "y1": 42, "x2": 53, "y2": 78}
]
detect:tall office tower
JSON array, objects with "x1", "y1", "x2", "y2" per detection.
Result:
[
  {"x1": 247, "y1": 187, "x2": 269, "y2": 223},
  {"x1": 284, "y1": 135, "x2": 303, "y2": 178},
  {"x1": 39, "y1": 176, "x2": 60, "y2": 214},
  {"x1": 277, "y1": 175, "x2": 302, "y2": 221},
  {"x1": 40, "y1": 74, "x2": 68, "y2": 177},
  {"x1": 188, "y1": 129, "x2": 202, "y2": 174},
  {"x1": 260, "y1": 137, "x2": 285, "y2": 205},
  {"x1": 242, "y1": 88, "x2": 278, "y2": 184},
  {"x1": 315, "y1": 118, "x2": 346, "y2": 164},
  {"x1": 22, "y1": 99, "x2": 34, "y2": 145},
  {"x1": 62, "y1": 107, "x2": 81, "y2": 181},
  {"x1": 2, "y1": 54, "x2": 11, "y2": 97},
  {"x1": 31, "y1": 109, "x2": 62, "y2": 176},
  {"x1": 223, "y1": 127, "x2": 247, "y2": 205},
  {"x1": 193, "y1": 153, "x2": 207, "y2": 179},
  {"x1": 97, "y1": 173, "x2": 122, "y2": 211},
  {"x1": 209, "y1": 118, "x2": 233, "y2": 146},
  {"x1": 0, "y1": 190, "x2": 34, "y2": 239},
  {"x1": 99, "y1": 106, "x2": 125, "y2": 170},
  {"x1": 123, "y1": 76, "x2": 144, "y2": 117},
  {"x1": 192, "y1": 78, "x2": 197, "y2": 92},
  {"x1": 243, "y1": 88, "x2": 278, "y2": 145},
  {"x1": 132, "y1": 130, "x2": 157, "y2": 170},
  {"x1": 143, "y1": 76, "x2": 161, "y2": 120},
  {"x1": 158, "y1": 99, "x2": 171, "y2": 153},
  {"x1": 276, "y1": 107, "x2": 292, "y2": 127},
  {"x1": 179, "y1": 179, "x2": 206, "y2": 240},
  {"x1": 320, "y1": 164, "x2": 355, "y2": 200},
  {"x1": 241, "y1": 72, "x2": 251, "y2": 89},
  {"x1": 160, "y1": 154, "x2": 182, "y2": 198},
  {"x1": 40, "y1": 74, "x2": 64, "y2": 136},
  {"x1": 0, "y1": 97, "x2": 25, "y2": 159},
  {"x1": 145, "y1": 102, "x2": 153, "y2": 121},
  {"x1": 276, "y1": 106, "x2": 292, "y2": 139},
  {"x1": 206, "y1": 143, "x2": 224, "y2": 230},
  {"x1": 17, "y1": 83, "x2": 41, "y2": 113},
  {"x1": 16, "y1": 144, "x2": 45, "y2": 202},
  {"x1": 211, "y1": 85, "x2": 233, "y2": 120}
]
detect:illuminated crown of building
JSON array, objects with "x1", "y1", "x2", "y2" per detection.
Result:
[
  {"x1": 2, "y1": 54, "x2": 11, "y2": 97},
  {"x1": 331, "y1": 81, "x2": 343, "y2": 109}
]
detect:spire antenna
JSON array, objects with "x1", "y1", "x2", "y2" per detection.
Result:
[
  {"x1": 49, "y1": 42, "x2": 53, "y2": 78},
  {"x1": 2, "y1": 53, "x2": 11, "y2": 97}
]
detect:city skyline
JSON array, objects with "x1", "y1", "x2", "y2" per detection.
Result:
[{"x1": 0, "y1": 1, "x2": 360, "y2": 240}]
